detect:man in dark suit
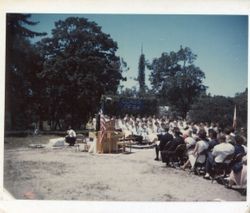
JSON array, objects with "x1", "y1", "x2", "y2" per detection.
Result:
[
  {"x1": 161, "y1": 127, "x2": 185, "y2": 165},
  {"x1": 154, "y1": 126, "x2": 173, "y2": 161}
]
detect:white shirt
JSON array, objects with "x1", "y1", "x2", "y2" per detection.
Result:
[
  {"x1": 129, "y1": 126, "x2": 138, "y2": 135},
  {"x1": 152, "y1": 123, "x2": 158, "y2": 133},
  {"x1": 196, "y1": 140, "x2": 209, "y2": 153},
  {"x1": 185, "y1": 137, "x2": 196, "y2": 149},
  {"x1": 136, "y1": 126, "x2": 143, "y2": 136},
  {"x1": 192, "y1": 133, "x2": 199, "y2": 141},
  {"x1": 195, "y1": 140, "x2": 209, "y2": 163},
  {"x1": 117, "y1": 119, "x2": 123, "y2": 129},
  {"x1": 141, "y1": 127, "x2": 148, "y2": 139},
  {"x1": 147, "y1": 126, "x2": 154, "y2": 135},
  {"x1": 212, "y1": 142, "x2": 235, "y2": 163},
  {"x1": 158, "y1": 127, "x2": 165, "y2": 135},
  {"x1": 92, "y1": 118, "x2": 96, "y2": 130},
  {"x1": 68, "y1": 129, "x2": 76, "y2": 137}
]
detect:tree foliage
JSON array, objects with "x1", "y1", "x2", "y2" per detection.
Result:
[
  {"x1": 5, "y1": 14, "x2": 46, "y2": 130},
  {"x1": 233, "y1": 88, "x2": 247, "y2": 129},
  {"x1": 188, "y1": 95, "x2": 234, "y2": 128},
  {"x1": 118, "y1": 86, "x2": 138, "y2": 98},
  {"x1": 148, "y1": 46, "x2": 206, "y2": 117},
  {"x1": 188, "y1": 89, "x2": 247, "y2": 130},
  {"x1": 137, "y1": 53, "x2": 146, "y2": 96},
  {"x1": 36, "y1": 17, "x2": 125, "y2": 129}
]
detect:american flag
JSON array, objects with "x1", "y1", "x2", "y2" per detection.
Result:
[{"x1": 99, "y1": 109, "x2": 106, "y2": 143}]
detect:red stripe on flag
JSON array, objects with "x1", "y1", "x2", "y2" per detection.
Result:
[{"x1": 100, "y1": 116, "x2": 106, "y2": 131}]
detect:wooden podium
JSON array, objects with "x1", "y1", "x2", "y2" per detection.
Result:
[
  {"x1": 96, "y1": 120, "x2": 117, "y2": 153},
  {"x1": 97, "y1": 131, "x2": 118, "y2": 153},
  {"x1": 97, "y1": 119, "x2": 119, "y2": 153}
]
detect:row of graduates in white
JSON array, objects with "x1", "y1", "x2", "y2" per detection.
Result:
[{"x1": 89, "y1": 114, "x2": 220, "y2": 143}]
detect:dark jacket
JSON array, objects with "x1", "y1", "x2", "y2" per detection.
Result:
[
  {"x1": 208, "y1": 139, "x2": 219, "y2": 151},
  {"x1": 166, "y1": 135, "x2": 184, "y2": 151},
  {"x1": 234, "y1": 144, "x2": 245, "y2": 156},
  {"x1": 159, "y1": 132, "x2": 173, "y2": 151}
]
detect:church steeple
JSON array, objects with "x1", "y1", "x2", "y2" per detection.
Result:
[{"x1": 141, "y1": 43, "x2": 143, "y2": 55}]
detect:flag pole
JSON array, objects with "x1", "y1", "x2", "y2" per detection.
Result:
[{"x1": 233, "y1": 105, "x2": 237, "y2": 130}]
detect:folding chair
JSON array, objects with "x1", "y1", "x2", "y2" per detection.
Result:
[
  {"x1": 190, "y1": 149, "x2": 208, "y2": 175},
  {"x1": 174, "y1": 144, "x2": 187, "y2": 166},
  {"x1": 211, "y1": 153, "x2": 235, "y2": 183},
  {"x1": 164, "y1": 144, "x2": 186, "y2": 167},
  {"x1": 76, "y1": 134, "x2": 86, "y2": 143}
]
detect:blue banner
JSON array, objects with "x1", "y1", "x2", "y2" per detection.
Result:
[{"x1": 119, "y1": 99, "x2": 144, "y2": 111}]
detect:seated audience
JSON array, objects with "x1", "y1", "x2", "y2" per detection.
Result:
[
  {"x1": 162, "y1": 127, "x2": 184, "y2": 165},
  {"x1": 233, "y1": 135, "x2": 246, "y2": 156},
  {"x1": 225, "y1": 135, "x2": 247, "y2": 188},
  {"x1": 203, "y1": 129, "x2": 219, "y2": 177},
  {"x1": 227, "y1": 155, "x2": 247, "y2": 190},
  {"x1": 204, "y1": 134, "x2": 235, "y2": 179},
  {"x1": 181, "y1": 129, "x2": 209, "y2": 170},
  {"x1": 207, "y1": 129, "x2": 219, "y2": 151},
  {"x1": 154, "y1": 126, "x2": 173, "y2": 161},
  {"x1": 184, "y1": 130, "x2": 196, "y2": 154},
  {"x1": 224, "y1": 128, "x2": 236, "y2": 145}
]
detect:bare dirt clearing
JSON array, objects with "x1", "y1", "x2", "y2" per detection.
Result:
[{"x1": 4, "y1": 136, "x2": 246, "y2": 201}]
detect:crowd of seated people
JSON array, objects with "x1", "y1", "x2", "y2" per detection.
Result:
[
  {"x1": 150, "y1": 119, "x2": 247, "y2": 194},
  {"x1": 87, "y1": 114, "x2": 247, "y2": 193}
]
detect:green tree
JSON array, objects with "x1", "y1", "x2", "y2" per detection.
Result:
[
  {"x1": 234, "y1": 88, "x2": 247, "y2": 129},
  {"x1": 37, "y1": 17, "x2": 125, "y2": 129},
  {"x1": 188, "y1": 94, "x2": 234, "y2": 129},
  {"x1": 149, "y1": 46, "x2": 206, "y2": 118},
  {"x1": 5, "y1": 14, "x2": 46, "y2": 130},
  {"x1": 188, "y1": 89, "x2": 247, "y2": 130},
  {"x1": 137, "y1": 52, "x2": 146, "y2": 96},
  {"x1": 118, "y1": 86, "x2": 138, "y2": 97}
]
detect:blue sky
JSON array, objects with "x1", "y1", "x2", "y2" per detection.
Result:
[{"x1": 30, "y1": 14, "x2": 248, "y2": 97}]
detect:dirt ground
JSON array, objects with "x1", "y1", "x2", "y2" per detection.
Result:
[{"x1": 3, "y1": 135, "x2": 246, "y2": 201}]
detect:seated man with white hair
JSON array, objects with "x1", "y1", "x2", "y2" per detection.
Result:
[
  {"x1": 204, "y1": 133, "x2": 235, "y2": 179},
  {"x1": 184, "y1": 130, "x2": 196, "y2": 155}
]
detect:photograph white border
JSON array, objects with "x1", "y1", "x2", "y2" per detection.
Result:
[{"x1": 0, "y1": 0, "x2": 249, "y2": 212}]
